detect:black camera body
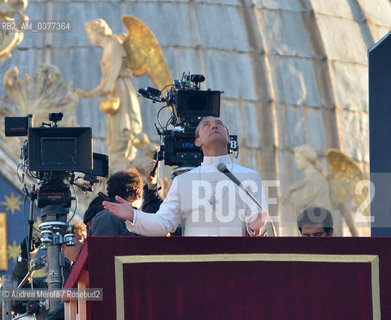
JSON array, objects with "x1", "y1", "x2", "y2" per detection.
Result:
[
  {"x1": 161, "y1": 127, "x2": 238, "y2": 167},
  {"x1": 139, "y1": 73, "x2": 238, "y2": 169},
  {"x1": 162, "y1": 126, "x2": 203, "y2": 167},
  {"x1": 4, "y1": 113, "x2": 110, "y2": 314},
  {"x1": 4, "y1": 113, "x2": 108, "y2": 209}
]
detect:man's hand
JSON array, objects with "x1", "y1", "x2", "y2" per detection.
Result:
[
  {"x1": 144, "y1": 160, "x2": 157, "y2": 190},
  {"x1": 103, "y1": 196, "x2": 135, "y2": 222},
  {"x1": 247, "y1": 211, "x2": 268, "y2": 236}
]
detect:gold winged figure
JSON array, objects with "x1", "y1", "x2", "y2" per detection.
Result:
[
  {"x1": 77, "y1": 16, "x2": 172, "y2": 171},
  {"x1": 280, "y1": 145, "x2": 370, "y2": 236},
  {"x1": 326, "y1": 149, "x2": 370, "y2": 236},
  {"x1": 121, "y1": 16, "x2": 172, "y2": 91}
]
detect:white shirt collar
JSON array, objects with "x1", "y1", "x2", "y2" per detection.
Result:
[{"x1": 201, "y1": 154, "x2": 232, "y2": 167}]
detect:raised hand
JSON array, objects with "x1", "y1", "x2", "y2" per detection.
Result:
[{"x1": 103, "y1": 195, "x2": 135, "y2": 222}]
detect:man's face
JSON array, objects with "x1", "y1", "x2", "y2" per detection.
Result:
[
  {"x1": 130, "y1": 194, "x2": 142, "y2": 210},
  {"x1": 301, "y1": 224, "x2": 333, "y2": 237},
  {"x1": 62, "y1": 233, "x2": 85, "y2": 262},
  {"x1": 195, "y1": 117, "x2": 230, "y2": 149}
]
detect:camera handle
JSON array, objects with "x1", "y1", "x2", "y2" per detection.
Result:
[
  {"x1": 27, "y1": 185, "x2": 36, "y2": 257},
  {"x1": 150, "y1": 151, "x2": 163, "y2": 177}
]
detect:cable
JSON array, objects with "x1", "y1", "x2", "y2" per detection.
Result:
[
  {"x1": 67, "y1": 184, "x2": 77, "y2": 223},
  {"x1": 159, "y1": 83, "x2": 174, "y2": 93},
  {"x1": 23, "y1": 195, "x2": 30, "y2": 264},
  {"x1": 165, "y1": 114, "x2": 174, "y2": 128},
  {"x1": 157, "y1": 105, "x2": 173, "y2": 130}
]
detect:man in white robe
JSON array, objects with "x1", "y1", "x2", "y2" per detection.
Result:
[{"x1": 103, "y1": 116, "x2": 271, "y2": 236}]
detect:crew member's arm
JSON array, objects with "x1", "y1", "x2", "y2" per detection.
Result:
[{"x1": 142, "y1": 160, "x2": 163, "y2": 213}]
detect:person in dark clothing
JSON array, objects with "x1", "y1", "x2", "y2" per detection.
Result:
[
  {"x1": 11, "y1": 222, "x2": 87, "y2": 320},
  {"x1": 86, "y1": 166, "x2": 164, "y2": 236},
  {"x1": 85, "y1": 162, "x2": 184, "y2": 236},
  {"x1": 83, "y1": 191, "x2": 109, "y2": 234},
  {"x1": 11, "y1": 236, "x2": 51, "y2": 319}
]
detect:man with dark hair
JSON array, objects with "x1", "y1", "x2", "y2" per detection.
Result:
[
  {"x1": 103, "y1": 116, "x2": 271, "y2": 236},
  {"x1": 107, "y1": 169, "x2": 143, "y2": 206},
  {"x1": 88, "y1": 168, "x2": 144, "y2": 236},
  {"x1": 297, "y1": 206, "x2": 334, "y2": 237}
]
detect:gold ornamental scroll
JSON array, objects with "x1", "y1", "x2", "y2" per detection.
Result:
[{"x1": 0, "y1": 213, "x2": 8, "y2": 271}]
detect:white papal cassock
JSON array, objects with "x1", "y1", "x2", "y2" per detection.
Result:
[{"x1": 126, "y1": 155, "x2": 269, "y2": 236}]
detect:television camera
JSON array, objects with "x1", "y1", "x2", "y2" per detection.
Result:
[
  {"x1": 138, "y1": 72, "x2": 238, "y2": 176},
  {"x1": 3, "y1": 112, "x2": 108, "y2": 314}
]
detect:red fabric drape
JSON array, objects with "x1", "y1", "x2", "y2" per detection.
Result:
[
  {"x1": 80, "y1": 237, "x2": 390, "y2": 320},
  {"x1": 122, "y1": 261, "x2": 372, "y2": 319}
]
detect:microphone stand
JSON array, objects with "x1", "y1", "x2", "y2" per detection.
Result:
[{"x1": 217, "y1": 163, "x2": 277, "y2": 237}]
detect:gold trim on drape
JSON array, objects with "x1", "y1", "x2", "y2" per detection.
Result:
[{"x1": 114, "y1": 253, "x2": 380, "y2": 320}]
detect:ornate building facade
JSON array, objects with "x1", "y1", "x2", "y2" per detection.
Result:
[{"x1": 1, "y1": 0, "x2": 391, "y2": 272}]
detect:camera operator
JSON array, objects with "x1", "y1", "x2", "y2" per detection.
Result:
[
  {"x1": 11, "y1": 236, "x2": 47, "y2": 318},
  {"x1": 103, "y1": 116, "x2": 271, "y2": 237},
  {"x1": 11, "y1": 223, "x2": 87, "y2": 320}
]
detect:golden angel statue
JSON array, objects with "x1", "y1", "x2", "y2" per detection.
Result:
[
  {"x1": 280, "y1": 145, "x2": 369, "y2": 236},
  {"x1": 76, "y1": 17, "x2": 172, "y2": 172}
]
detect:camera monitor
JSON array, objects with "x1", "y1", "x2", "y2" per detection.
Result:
[
  {"x1": 28, "y1": 127, "x2": 92, "y2": 172},
  {"x1": 176, "y1": 90, "x2": 220, "y2": 119}
]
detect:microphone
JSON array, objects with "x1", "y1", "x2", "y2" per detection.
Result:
[{"x1": 216, "y1": 163, "x2": 242, "y2": 187}]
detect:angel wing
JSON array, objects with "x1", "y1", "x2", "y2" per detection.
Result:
[
  {"x1": 326, "y1": 149, "x2": 369, "y2": 236},
  {"x1": 121, "y1": 16, "x2": 173, "y2": 91}
]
